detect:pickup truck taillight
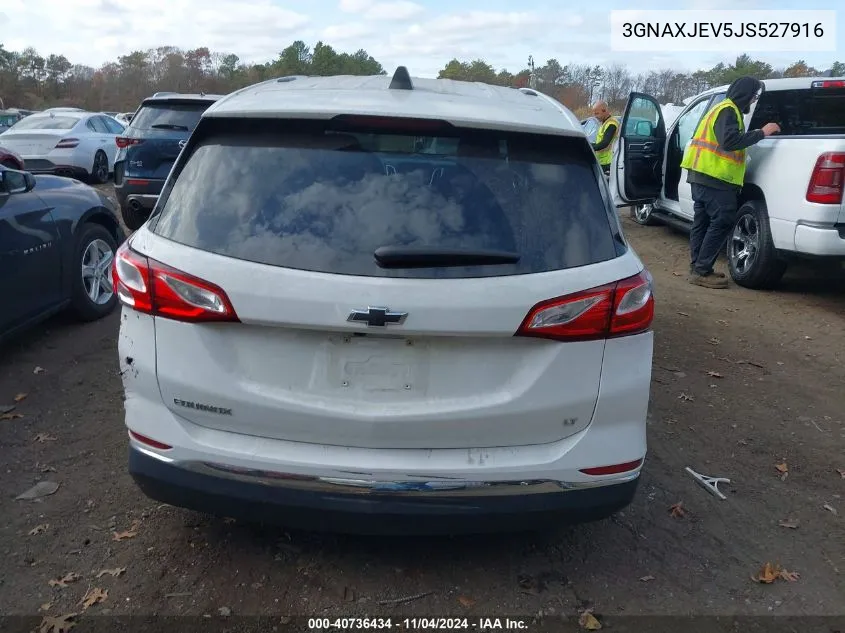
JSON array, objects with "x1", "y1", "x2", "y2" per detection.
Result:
[{"x1": 806, "y1": 152, "x2": 845, "y2": 205}]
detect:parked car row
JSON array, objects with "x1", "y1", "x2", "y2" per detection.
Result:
[{"x1": 0, "y1": 108, "x2": 126, "y2": 183}]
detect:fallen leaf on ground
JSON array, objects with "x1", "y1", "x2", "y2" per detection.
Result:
[
  {"x1": 836, "y1": 468, "x2": 845, "y2": 479},
  {"x1": 38, "y1": 613, "x2": 77, "y2": 633},
  {"x1": 672, "y1": 272, "x2": 682, "y2": 276},
  {"x1": 707, "y1": 371, "x2": 723, "y2": 378},
  {"x1": 0, "y1": 411, "x2": 23, "y2": 420},
  {"x1": 112, "y1": 520, "x2": 140, "y2": 541},
  {"x1": 34, "y1": 366, "x2": 46, "y2": 374},
  {"x1": 677, "y1": 311, "x2": 690, "y2": 317},
  {"x1": 708, "y1": 337, "x2": 721, "y2": 345},
  {"x1": 517, "y1": 574, "x2": 542, "y2": 595},
  {"x1": 752, "y1": 563, "x2": 800, "y2": 584},
  {"x1": 579, "y1": 610, "x2": 602, "y2": 630},
  {"x1": 96, "y1": 567, "x2": 126, "y2": 578},
  {"x1": 14, "y1": 392, "x2": 28, "y2": 402},
  {"x1": 640, "y1": 575, "x2": 655, "y2": 582},
  {"x1": 717, "y1": 319, "x2": 728, "y2": 325},
  {"x1": 669, "y1": 502, "x2": 686, "y2": 518},
  {"x1": 775, "y1": 462, "x2": 789, "y2": 474},
  {"x1": 16, "y1": 481, "x2": 60, "y2": 500},
  {"x1": 678, "y1": 393, "x2": 694, "y2": 402},
  {"x1": 753, "y1": 563, "x2": 780, "y2": 584},
  {"x1": 457, "y1": 596, "x2": 475, "y2": 608},
  {"x1": 823, "y1": 504, "x2": 838, "y2": 515},
  {"x1": 80, "y1": 587, "x2": 108, "y2": 610},
  {"x1": 34, "y1": 433, "x2": 57, "y2": 443},
  {"x1": 28, "y1": 523, "x2": 49, "y2": 536},
  {"x1": 49, "y1": 572, "x2": 82, "y2": 588},
  {"x1": 40, "y1": 602, "x2": 52, "y2": 612},
  {"x1": 778, "y1": 519, "x2": 800, "y2": 529}
]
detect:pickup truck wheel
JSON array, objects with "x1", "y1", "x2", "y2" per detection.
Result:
[
  {"x1": 629, "y1": 203, "x2": 660, "y2": 226},
  {"x1": 727, "y1": 200, "x2": 787, "y2": 289}
]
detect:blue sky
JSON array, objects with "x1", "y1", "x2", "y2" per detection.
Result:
[{"x1": 0, "y1": 0, "x2": 842, "y2": 77}]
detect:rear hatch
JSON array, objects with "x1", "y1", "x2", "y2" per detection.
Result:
[
  {"x1": 118, "y1": 99, "x2": 214, "y2": 181},
  {"x1": 129, "y1": 116, "x2": 644, "y2": 450},
  {"x1": 0, "y1": 114, "x2": 81, "y2": 156}
]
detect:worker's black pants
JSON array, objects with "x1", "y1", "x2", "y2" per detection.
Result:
[{"x1": 689, "y1": 183, "x2": 737, "y2": 276}]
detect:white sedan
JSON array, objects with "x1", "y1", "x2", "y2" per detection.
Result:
[{"x1": 0, "y1": 110, "x2": 125, "y2": 183}]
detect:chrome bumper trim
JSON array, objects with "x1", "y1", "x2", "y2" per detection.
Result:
[{"x1": 172, "y1": 460, "x2": 640, "y2": 497}]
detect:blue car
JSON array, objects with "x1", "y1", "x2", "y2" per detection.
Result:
[
  {"x1": 0, "y1": 164, "x2": 125, "y2": 343},
  {"x1": 113, "y1": 92, "x2": 222, "y2": 229}
]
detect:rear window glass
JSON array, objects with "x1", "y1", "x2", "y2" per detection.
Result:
[
  {"x1": 750, "y1": 87, "x2": 845, "y2": 135},
  {"x1": 10, "y1": 115, "x2": 79, "y2": 131},
  {"x1": 129, "y1": 102, "x2": 210, "y2": 132},
  {"x1": 151, "y1": 119, "x2": 621, "y2": 279}
]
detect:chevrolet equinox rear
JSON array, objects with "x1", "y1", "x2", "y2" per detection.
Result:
[{"x1": 114, "y1": 69, "x2": 655, "y2": 534}]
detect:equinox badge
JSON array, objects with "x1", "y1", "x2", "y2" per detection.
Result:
[{"x1": 347, "y1": 306, "x2": 408, "y2": 327}]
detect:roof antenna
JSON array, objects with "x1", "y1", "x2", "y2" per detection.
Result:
[{"x1": 389, "y1": 66, "x2": 414, "y2": 91}]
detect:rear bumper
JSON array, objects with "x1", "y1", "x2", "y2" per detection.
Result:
[
  {"x1": 114, "y1": 177, "x2": 164, "y2": 210},
  {"x1": 129, "y1": 444, "x2": 640, "y2": 534},
  {"x1": 22, "y1": 159, "x2": 88, "y2": 178},
  {"x1": 793, "y1": 222, "x2": 845, "y2": 257}
]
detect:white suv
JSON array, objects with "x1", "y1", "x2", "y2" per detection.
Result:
[{"x1": 113, "y1": 68, "x2": 655, "y2": 534}]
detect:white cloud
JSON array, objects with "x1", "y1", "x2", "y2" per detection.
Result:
[
  {"x1": 338, "y1": 0, "x2": 424, "y2": 21},
  {"x1": 0, "y1": 0, "x2": 311, "y2": 65}
]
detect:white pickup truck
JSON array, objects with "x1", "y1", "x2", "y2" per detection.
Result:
[{"x1": 610, "y1": 77, "x2": 845, "y2": 289}]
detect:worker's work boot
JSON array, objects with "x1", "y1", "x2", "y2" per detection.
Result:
[
  {"x1": 689, "y1": 263, "x2": 726, "y2": 278},
  {"x1": 689, "y1": 272, "x2": 729, "y2": 289}
]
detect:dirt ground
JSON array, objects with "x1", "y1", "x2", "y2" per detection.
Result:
[{"x1": 1, "y1": 191, "x2": 844, "y2": 630}]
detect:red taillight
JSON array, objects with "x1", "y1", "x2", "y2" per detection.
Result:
[
  {"x1": 116, "y1": 137, "x2": 143, "y2": 149},
  {"x1": 112, "y1": 242, "x2": 240, "y2": 323},
  {"x1": 580, "y1": 458, "x2": 643, "y2": 476},
  {"x1": 129, "y1": 430, "x2": 172, "y2": 450},
  {"x1": 55, "y1": 138, "x2": 79, "y2": 149},
  {"x1": 516, "y1": 271, "x2": 654, "y2": 342},
  {"x1": 812, "y1": 80, "x2": 845, "y2": 89},
  {"x1": 806, "y1": 152, "x2": 845, "y2": 205}
]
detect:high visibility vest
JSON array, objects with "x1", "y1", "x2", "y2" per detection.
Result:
[
  {"x1": 595, "y1": 116, "x2": 619, "y2": 166},
  {"x1": 680, "y1": 99, "x2": 746, "y2": 186}
]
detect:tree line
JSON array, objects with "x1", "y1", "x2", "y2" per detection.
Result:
[{"x1": 1, "y1": 40, "x2": 843, "y2": 116}]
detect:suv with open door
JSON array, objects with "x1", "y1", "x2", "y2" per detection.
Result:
[
  {"x1": 114, "y1": 68, "x2": 655, "y2": 534},
  {"x1": 610, "y1": 78, "x2": 845, "y2": 289}
]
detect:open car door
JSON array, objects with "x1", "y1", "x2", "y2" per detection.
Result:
[{"x1": 610, "y1": 92, "x2": 666, "y2": 207}]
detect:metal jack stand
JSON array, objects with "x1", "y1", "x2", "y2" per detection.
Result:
[{"x1": 685, "y1": 466, "x2": 730, "y2": 500}]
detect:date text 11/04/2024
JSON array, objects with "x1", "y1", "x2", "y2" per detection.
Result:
[{"x1": 307, "y1": 618, "x2": 529, "y2": 630}]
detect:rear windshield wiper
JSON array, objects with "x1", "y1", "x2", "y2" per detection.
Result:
[
  {"x1": 151, "y1": 123, "x2": 190, "y2": 131},
  {"x1": 374, "y1": 245, "x2": 520, "y2": 268}
]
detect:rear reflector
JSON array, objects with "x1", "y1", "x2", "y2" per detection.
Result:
[
  {"x1": 580, "y1": 458, "x2": 643, "y2": 476},
  {"x1": 129, "y1": 430, "x2": 172, "y2": 450},
  {"x1": 113, "y1": 242, "x2": 240, "y2": 323},
  {"x1": 54, "y1": 138, "x2": 79, "y2": 149},
  {"x1": 516, "y1": 270, "x2": 654, "y2": 342},
  {"x1": 116, "y1": 137, "x2": 143, "y2": 149},
  {"x1": 806, "y1": 152, "x2": 845, "y2": 204},
  {"x1": 126, "y1": 179, "x2": 150, "y2": 186}
]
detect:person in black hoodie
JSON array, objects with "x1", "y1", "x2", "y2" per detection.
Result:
[{"x1": 682, "y1": 76, "x2": 781, "y2": 289}]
